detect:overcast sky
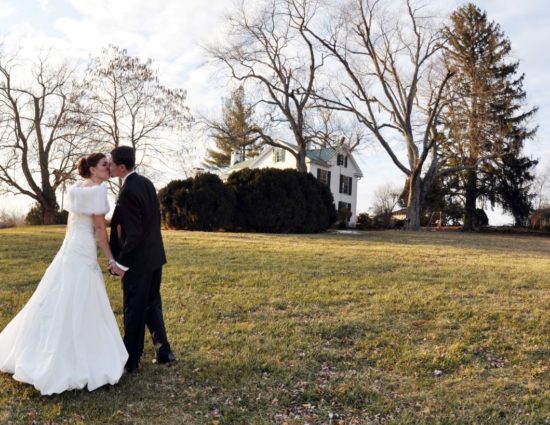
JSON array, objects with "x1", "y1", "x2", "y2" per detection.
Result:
[{"x1": 0, "y1": 0, "x2": 548, "y2": 224}]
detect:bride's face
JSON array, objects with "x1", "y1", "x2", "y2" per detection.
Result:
[{"x1": 90, "y1": 157, "x2": 110, "y2": 182}]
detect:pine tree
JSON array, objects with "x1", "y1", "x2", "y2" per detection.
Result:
[
  {"x1": 483, "y1": 146, "x2": 538, "y2": 226},
  {"x1": 204, "y1": 86, "x2": 262, "y2": 170},
  {"x1": 441, "y1": 3, "x2": 537, "y2": 230}
]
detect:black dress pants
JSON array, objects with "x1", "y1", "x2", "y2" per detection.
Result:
[{"x1": 122, "y1": 267, "x2": 172, "y2": 369}]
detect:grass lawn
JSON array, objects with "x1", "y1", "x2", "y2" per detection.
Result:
[{"x1": 0, "y1": 226, "x2": 549, "y2": 424}]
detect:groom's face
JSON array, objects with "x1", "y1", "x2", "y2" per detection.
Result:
[{"x1": 109, "y1": 158, "x2": 122, "y2": 178}]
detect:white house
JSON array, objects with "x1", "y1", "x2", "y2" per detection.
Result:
[{"x1": 221, "y1": 141, "x2": 363, "y2": 225}]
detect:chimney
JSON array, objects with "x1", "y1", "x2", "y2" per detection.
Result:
[
  {"x1": 230, "y1": 150, "x2": 244, "y2": 166},
  {"x1": 339, "y1": 136, "x2": 346, "y2": 147},
  {"x1": 190, "y1": 167, "x2": 204, "y2": 177}
]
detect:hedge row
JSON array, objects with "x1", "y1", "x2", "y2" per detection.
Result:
[{"x1": 159, "y1": 168, "x2": 337, "y2": 233}]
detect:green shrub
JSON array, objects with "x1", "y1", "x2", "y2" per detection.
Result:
[
  {"x1": 158, "y1": 179, "x2": 191, "y2": 229},
  {"x1": 298, "y1": 172, "x2": 336, "y2": 232},
  {"x1": 57, "y1": 209, "x2": 68, "y2": 224},
  {"x1": 227, "y1": 168, "x2": 336, "y2": 233},
  {"x1": 336, "y1": 208, "x2": 351, "y2": 229},
  {"x1": 227, "y1": 168, "x2": 303, "y2": 232},
  {"x1": 355, "y1": 213, "x2": 372, "y2": 230},
  {"x1": 159, "y1": 173, "x2": 236, "y2": 230},
  {"x1": 25, "y1": 204, "x2": 43, "y2": 226},
  {"x1": 160, "y1": 169, "x2": 336, "y2": 233},
  {"x1": 25, "y1": 203, "x2": 68, "y2": 225},
  {"x1": 474, "y1": 208, "x2": 489, "y2": 227}
]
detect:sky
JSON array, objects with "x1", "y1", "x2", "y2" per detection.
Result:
[{"x1": 0, "y1": 0, "x2": 548, "y2": 225}]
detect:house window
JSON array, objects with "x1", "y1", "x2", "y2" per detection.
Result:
[
  {"x1": 338, "y1": 201, "x2": 352, "y2": 211},
  {"x1": 337, "y1": 154, "x2": 348, "y2": 167},
  {"x1": 339, "y1": 175, "x2": 352, "y2": 195},
  {"x1": 338, "y1": 202, "x2": 352, "y2": 221},
  {"x1": 273, "y1": 148, "x2": 286, "y2": 163},
  {"x1": 316, "y1": 168, "x2": 331, "y2": 186}
]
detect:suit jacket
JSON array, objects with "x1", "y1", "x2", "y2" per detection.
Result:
[{"x1": 110, "y1": 173, "x2": 167, "y2": 272}]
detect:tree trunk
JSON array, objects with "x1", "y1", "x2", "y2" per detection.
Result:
[
  {"x1": 41, "y1": 188, "x2": 58, "y2": 225},
  {"x1": 405, "y1": 176, "x2": 422, "y2": 230},
  {"x1": 42, "y1": 205, "x2": 57, "y2": 225},
  {"x1": 296, "y1": 148, "x2": 308, "y2": 173},
  {"x1": 463, "y1": 170, "x2": 477, "y2": 231}
]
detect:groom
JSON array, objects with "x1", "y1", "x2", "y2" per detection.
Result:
[{"x1": 108, "y1": 146, "x2": 176, "y2": 373}]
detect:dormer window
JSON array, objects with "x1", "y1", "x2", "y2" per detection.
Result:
[
  {"x1": 273, "y1": 148, "x2": 286, "y2": 163},
  {"x1": 337, "y1": 154, "x2": 348, "y2": 167}
]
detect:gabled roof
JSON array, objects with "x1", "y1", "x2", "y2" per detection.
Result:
[
  {"x1": 339, "y1": 147, "x2": 364, "y2": 178},
  {"x1": 306, "y1": 148, "x2": 337, "y2": 163},
  {"x1": 307, "y1": 145, "x2": 363, "y2": 178},
  {"x1": 272, "y1": 141, "x2": 347, "y2": 166},
  {"x1": 220, "y1": 141, "x2": 363, "y2": 178}
]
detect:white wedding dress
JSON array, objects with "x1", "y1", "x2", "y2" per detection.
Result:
[{"x1": 0, "y1": 183, "x2": 128, "y2": 395}]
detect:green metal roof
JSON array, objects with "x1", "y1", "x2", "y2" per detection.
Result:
[
  {"x1": 305, "y1": 148, "x2": 336, "y2": 163},
  {"x1": 222, "y1": 144, "x2": 344, "y2": 177}
]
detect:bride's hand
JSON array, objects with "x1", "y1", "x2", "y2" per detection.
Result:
[{"x1": 108, "y1": 262, "x2": 126, "y2": 278}]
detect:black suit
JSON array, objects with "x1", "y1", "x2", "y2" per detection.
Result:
[{"x1": 110, "y1": 172, "x2": 172, "y2": 370}]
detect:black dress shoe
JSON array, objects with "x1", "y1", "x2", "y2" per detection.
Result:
[
  {"x1": 124, "y1": 362, "x2": 141, "y2": 374},
  {"x1": 154, "y1": 352, "x2": 177, "y2": 366}
]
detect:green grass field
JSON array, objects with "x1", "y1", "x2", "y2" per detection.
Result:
[{"x1": 0, "y1": 226, "x2": 548, "y2": 424}]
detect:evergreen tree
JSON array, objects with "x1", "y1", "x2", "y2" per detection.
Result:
[
  {"x1": 483, "y1": 149, "x2": 538, "y2": 226},
  {"x1": 204, "y1": 86, "x2": 262, "y2": 170},
  {"x1": 440, "y1": 3, "x2": 537, "y2": 230}
]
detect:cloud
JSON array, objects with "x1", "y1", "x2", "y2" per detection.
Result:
[
  {"x1": 50, "y1": 0, "x2": 232, "y2": 103},
  {"x1": 0, "y1": 5, "x2": 16, "y2": 18},
  {"x1": 38, "y1": 0, "x2": 50, "y2": 12}
]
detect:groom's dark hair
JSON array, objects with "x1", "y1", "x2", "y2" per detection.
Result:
[{"x1": 111, "y1": 146, "x2": 136, "y2": 170}]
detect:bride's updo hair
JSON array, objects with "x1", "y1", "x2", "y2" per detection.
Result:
[{"x1": 78, "y1": 153, "x2": 107, "y2": 178}]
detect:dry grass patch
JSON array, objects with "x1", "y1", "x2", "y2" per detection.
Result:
[{"x1": 0, "y1": 226, "x2": 548, "y2": 424}]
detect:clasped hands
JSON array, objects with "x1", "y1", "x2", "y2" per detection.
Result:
[{"x1": 108, "y1": 259, "x2": 125, "y2": 278}]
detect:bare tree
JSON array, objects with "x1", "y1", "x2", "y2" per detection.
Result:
[
  {"x1": 301, "y1": 0, "x2": 459, "y2": 229},
  {"x1": 208, "y1": 0, "x2": 326, "y2": 172},
  {"x1": 306, "y1": 107, "x2": 366, "y2": 151},
  {"x1": 372, "y1": 183, "x2": 401, "y2": 215},
  {"x1": 80, "y1": 45, "x2": 191, "y2": 182},
  {"x1": 531, "y1": 164, "x2": 550, "y2": 210},
  {"x1": 0, "y1": 54, "x2": 89, "y2": 224}
]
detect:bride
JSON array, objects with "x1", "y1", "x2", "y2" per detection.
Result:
[{"x1": 0, "y1": 153, "x2": 128, "y2": 395}]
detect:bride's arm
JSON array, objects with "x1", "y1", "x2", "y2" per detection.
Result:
[{"x1": 92, "y1": 214, "x2": 115, "y2": 264}]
